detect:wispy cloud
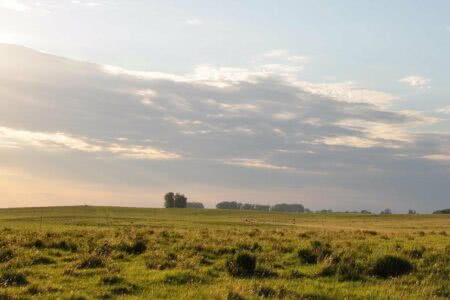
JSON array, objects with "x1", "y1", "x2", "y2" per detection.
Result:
[
  {"x1": 436, "y1": 106, "x2": 450, "y2": 114},
  {"x1": 186, "y1": 18, "x2": 203, "y2": 26},
  {"x1": 0, "y1": 0, "x2": 29, "y2": 11},
  {"x1": 225, "y1": 159, "x2": 292, "y2": 171},
  {"x1": 0, "y1": 127, "x2": 180, "y2": 160},
  {"x1": 399, "y1": 75, "x2": 430, "y2": 88}
]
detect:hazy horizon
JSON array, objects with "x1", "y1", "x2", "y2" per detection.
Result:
[{"x1": 1, "y1": 1, "x2": 449, "y2": 213}]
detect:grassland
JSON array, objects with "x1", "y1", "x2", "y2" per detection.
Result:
[{"x1": 0, "y1": 206, "x2": 448, "y2": 299}]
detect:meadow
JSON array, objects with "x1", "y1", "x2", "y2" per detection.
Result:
[{"x1": 0, "y1": 206, "x2": 448, "y2": 299}]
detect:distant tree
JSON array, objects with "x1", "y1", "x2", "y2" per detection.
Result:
[
  {"x1": 216, "y1": 201, "x2": 240, "y2": 210},
  {"x1": 380, "y1": 208, "x2": 392, "y2": 215},
  {"x1": 164, "y1": 192, "x2": 175, "y2": 208},
  {"x1": 408, "y1": 209, "x2": 416, "y2": 215},
  {"x1": 271, "y1": 203, "x2": 305, "y2": 213},
  {"x1": 360, "y1": 210, "x2": 372, "y2": 214},
  {"x1": 254, "y1": 204, "x2": 270, "y2": 211},
  {"x1": 240, "y1": 203, "x2": 254, "y2": 210},
  {"x1": 432, "y1": 208, "x2": 450, "y2": 214},
  {"x1": 186, "y1": 202, "x2": 204, "y2": 209},
  {"x1": 174, "y1": 193, "x2": 187, "y2": 208}
]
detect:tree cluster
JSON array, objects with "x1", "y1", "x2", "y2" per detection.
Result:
[
  {"x1": 433, "y1": 208, "x2": 450, "y2": 214},
  {"x1": 186, "y1": 202, "x2": 205, "y2": 209},
  {"x1": 215, "y1": 201, "x2": 305, "y2": 212},
  {"x1": 164, "y1": 192, "x2": 188, "y2": 208}
]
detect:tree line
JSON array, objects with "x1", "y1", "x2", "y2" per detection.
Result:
[
  {"x1": 163, "y1": 193, "x2": 449, "y2": 214},
  {"x1": 164, "y1": 192, "x2": 205, "y2": 209},
  {"x1": 215, "y1": 201, "x2": 307, "y2": 213}
]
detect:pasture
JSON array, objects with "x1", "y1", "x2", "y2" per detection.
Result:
[{"x1": 0, "y1": 206, "x2": 448, "y2": 299}]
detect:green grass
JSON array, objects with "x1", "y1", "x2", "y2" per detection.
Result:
[{"x1": 0, "y1": 206, "x2": 448, "y2": 299}]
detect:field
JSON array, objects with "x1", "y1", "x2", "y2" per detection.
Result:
[{"x1": 0, "y1": 206, "x2": 449, "y2": 300}]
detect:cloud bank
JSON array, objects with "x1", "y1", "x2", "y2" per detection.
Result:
[{"x1": 0, "y1": 44, "x2": 448, "y2": 211}]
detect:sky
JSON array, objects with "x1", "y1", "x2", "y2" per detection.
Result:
[{"x1": 0, "y1": 0, "x2": 449, "y2": 212}]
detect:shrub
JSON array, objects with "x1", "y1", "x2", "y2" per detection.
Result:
[
  {"x1": 0, "y1": 270, "x2": 28, "y2": 287},
  {"x1": 31, "y1": 239, "x2": 45, "y2": 249},
  {"x1": 298, "y1": 248, "x2": 317, "y2": 264},
  {"x1": 371, "y1": 255, "x2": 413, "y2": 278},
  {"x1": 27, "y1": 284, "x2": 44, "y2": 295},
  {"x1": 227, "y1": 291, "x2": 245, "y2": 300},
  {"x1": 163, "y1": 271, "x2": 206, "y2": 284},
  {"x1": 226, "y1": 252, "x2": 256, "y2": 277},
  {"x1": 50, "y1": 240, "x2": 78, "y2": 252},
  {"x1": 310, "y1": 241, "x2": 332, "y2": 262},
  {"x1": 120, "y1": 239, "x2": 147, "y2": 255},
  {"x1": 76, "y1": 255, "x2": 106, "y2": 269},
  {"x1": 101, "y1": 275, "x2": 124, "y2": 285},
  {"x1": 256, "y1": 286, "x2": 276, "y2": 298},
  {"x1": 111, "y1": 286, "x2": 133, "y2": 295},
  {"x1": 0, "y1": 249, "x2": 14, "y2": 263},
  {"x1": 319, "y1": 255, "x2": 364, "y2": 281},
  {"x1": 31, "y1": 256, "x2": 55, "y2": 265},
  {"x1": 145, "y1": 253, "x2": 177, "y2": 270},
  {"x1": 404, "y1": 246, "x2": 425, "y2": 259},
  {"x1": 0, "y1": 291, "x2": 16, "y2": 300},
  {"x1": 95, "y1": 243, "x2": 113, "y2": 257}
]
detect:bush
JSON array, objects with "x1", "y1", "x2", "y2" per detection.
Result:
[
  {"x1": 31, "y1": 239, "x2": 45, "y2": 249},
  {"x1": 404, "y1": 246, "x2": 425, "y2": 259},
  {"x1": 256, "y1": 286, "x2": 276, "y2": 298},
  {"x1": 31, "y1": 256, "x2": 55, "y2": 265},
  {"x1": 319, "y1": 255, "x2": 364, "y2": 281},
  {"x1": 0, "y1": 270, "x2": 28, "y2": 287},
  {"x1": 310, "y1": 241, "x2": 332, "y2": 262},
  {"x1": 50, "y1": 240, "x2": 78, "y2": 252},
  {"x1": 226, "y1": 252, "x2": 256, "y2": 277},
  {"x1": 121, "y1": 239, "x2": 147, "y2": 255},
  {"x1": 101, "y1": 275, "x2": 124, "y2": 285},
  {"x1": 163, "y1": 271, "x2": 206, "y2": 284},
  {"x1": 145, "y1": 253, "x2": 177, "y2": 270},
  {"x1": 0, "y1": 249, "x2": 14, "y2": 263},
  {"x1": 298, "y1": 248, "x2": 317, "y2": 264},
  {"x1": 76, "y1": 255, "x2": 106, "y2": 269},
  {"x1": 227, "y1": 291, "x2": 245, "y2": 300},
  {"x1": 371, "y1": 255, "x2": 413, "y2": 278}
]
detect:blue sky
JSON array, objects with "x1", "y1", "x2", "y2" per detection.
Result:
[{"x1": 0, "y1": 1, "x2": 449, "y2": 211}]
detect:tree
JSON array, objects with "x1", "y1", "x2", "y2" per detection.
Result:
[
  {"x1": 186, "y1": 202, "x2": 204, "y2": 209},
  {"x1": 216, "y1": 201, "x2": 240, "y2": 210},
  {"x1": 164, "y1": 192, "x2": 175, "y2": 208},
  {"x1": 432, "y1": 208, "x2": 450, "y2": 214},
  {"x1": 174, "y1": 193, "x2": 187, "y2": 208},
  {"x1": 380, "y1": 208, "x2": 392, "y2": 215},
  {"x1": 360, "y1": 210, "x2": 372, "y2": 214},
  {"x1": 271, "y1": 203, "x2": 305, "y2": 213},
  {"x1": 408, "y1": 209, "x2": 416, "y2": 215}
]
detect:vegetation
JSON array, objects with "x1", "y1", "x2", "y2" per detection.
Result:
[
  {"x1": 164, "y1": 192, "x2": 188, "y2": 208},
  {"x1": 433, "y1": 208, "x2": 450, "y2": 214},
  {"x1": 0, "y1": 206, "x2": 448, "y2": 299},
  {"x1": 215, "y1": 201, "x2": 305, "y2": 212},
  {"x1": 186, "y1": 202, "x2": 205, "y2": 209}
]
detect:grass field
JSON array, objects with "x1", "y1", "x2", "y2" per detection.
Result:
[{"x1": 0, "y1": 206, "x2": 448, "y2": 299}]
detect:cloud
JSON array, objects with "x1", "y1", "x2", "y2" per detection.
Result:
[
  {"x1": 436, "y1": 106, "x2": 450, "y2": 114},
  {"x1": 297, "y1": 81, "x2": 397, "y2": 107},
  {"x1": 399, "y1": 75, "x2": 430, "y2": 88},
  {"x1": 186, "y1": 18, "x2": 203, "y2": 26},
  {"x1": 0, "y1": 44, "x2": 449, "y2": 211},
  {"x1": 262, "y1": 49, "x2": 309, "y2": 64},
  {"x1": 0, "y1": 0, "x2": 29, "y2": 11},
  {"x1": 422, "y1": 154, "x2": 450, "y2": 161},
  {"x1": 225, "y1": 158, "x2": 292, "y2": 171},
  {"x1": 0, "y1": 126, "x2": 180, "y2": 160}
]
